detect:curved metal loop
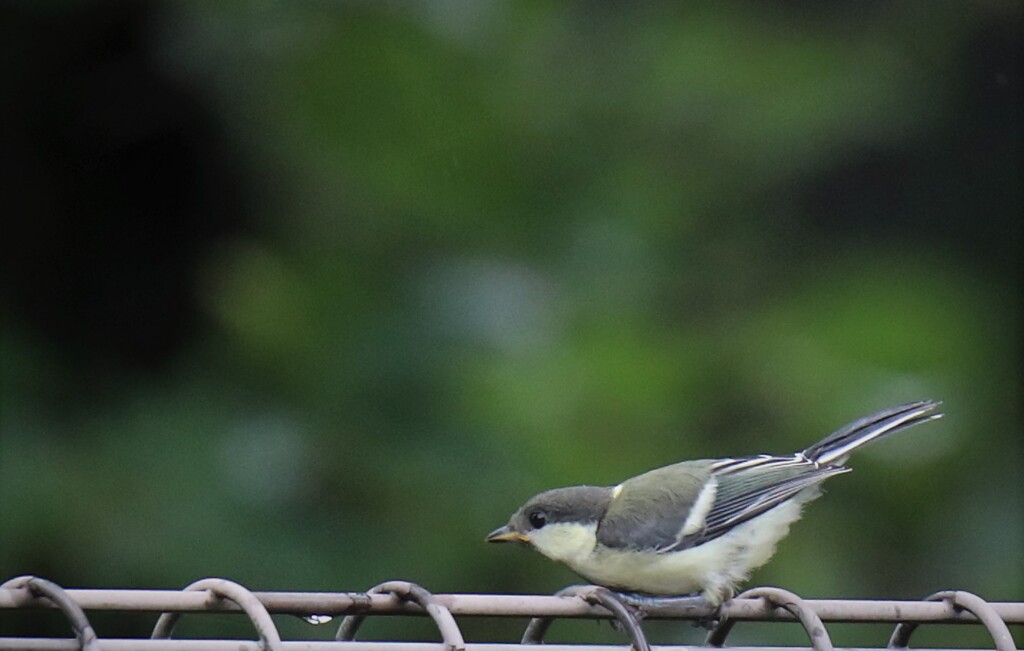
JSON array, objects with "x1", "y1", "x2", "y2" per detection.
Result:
[
  {"x1": 521, "y1": 585, "x2": 650, "y2": 651},
  {"x1": 888, "y1": 590, "x2": 1016, "y2": 651},
  {"x1": 0, "y1": 575, "x2": 101, "y2": 651},
  {"x1": 150, "y1": 578, "x2": 282, "y2": 651},
  {"x1": 706, "y1": 586, "x2": 834, "y2": 651},
  {"x1": 521, "y1": 585, "x2": 585, "y2": 644},
  {"x1": 334, "y1": 580, "x2": 465, "y2": 651}
]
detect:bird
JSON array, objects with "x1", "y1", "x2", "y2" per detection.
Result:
[{"x1": 486, "y1": 400, "x2": 941, "y2": 605}]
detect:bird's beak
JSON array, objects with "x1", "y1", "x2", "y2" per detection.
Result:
[{"x1": 486, "y1": 525, "x2": 530, "y2": 543}]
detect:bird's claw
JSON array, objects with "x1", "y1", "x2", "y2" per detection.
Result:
[
  {"x1": 614, "y1": 592, "x2": 724, "y2": 628},
  {"x1": 696, "y1": 601, "x2": 725, "y2": 630}
]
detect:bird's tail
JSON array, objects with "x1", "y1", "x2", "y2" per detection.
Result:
[{"x1": 801, "y1": 400, "x2": 942, "y2": 466}]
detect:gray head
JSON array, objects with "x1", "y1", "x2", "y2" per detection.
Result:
[{"x1": 486, "y1": 486, "x2": 613, "y2": 554}]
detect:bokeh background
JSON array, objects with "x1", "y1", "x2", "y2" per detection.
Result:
[{"x1": 1, "y1": 1, "x2": 1021, "y2": 646}]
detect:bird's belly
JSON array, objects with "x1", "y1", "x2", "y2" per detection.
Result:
[
  {"x1": 571, "y1": 499, "x2": 807, "y2": 598},
  {"x1": 580, "y1": 545, "x2": 711, "y2": 595}
]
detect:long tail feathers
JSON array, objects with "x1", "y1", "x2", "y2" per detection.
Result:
[{"x1": 802, "y1": 400, "x2": 943, "y2": 466}]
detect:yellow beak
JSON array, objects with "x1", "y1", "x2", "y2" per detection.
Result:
[{"x1": 485, "y1": 525, "x2": 530, "y2": 543}]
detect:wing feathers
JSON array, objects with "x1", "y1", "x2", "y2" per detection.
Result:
[
  {"x1": 595, "y1": 402, "x2": 940, "y2": 555},
  {"x1": 680, "y1": 477, "x2": 718, "y2": 535},
  {"x1": 660, "y1": 455, "x2": 843, "y2": 552}
]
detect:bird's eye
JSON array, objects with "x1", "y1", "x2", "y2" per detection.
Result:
[{"x1": 528, "y1": 511, "x2": 547, "y2": 529}]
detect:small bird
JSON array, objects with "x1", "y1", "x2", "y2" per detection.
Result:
[{"x1": 486, "y1": 400, "x2": 941, "y2": 604}]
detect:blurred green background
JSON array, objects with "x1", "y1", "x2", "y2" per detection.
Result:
[{"x1": 1, "y1": 0, "x2": 1021, "y2": 646}]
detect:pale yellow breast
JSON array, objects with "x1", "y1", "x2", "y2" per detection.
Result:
[{"x1": 562, "y1": 498, "x2": 810, "y2": 601}]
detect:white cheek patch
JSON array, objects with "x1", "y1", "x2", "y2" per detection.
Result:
[{"x1": 529, "y1": 522, "x2": 599, "y2": 565}]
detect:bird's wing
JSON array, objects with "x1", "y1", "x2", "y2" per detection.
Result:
[
  {"x1": 660, "y1": 455, "x2": 848, "y2": 552},
  {"x1": 595, "y1": 460, "x2": 716, "y2": 551},
  {"x1": 595, "y1": 455, "x2": 848, "y2": 553}
]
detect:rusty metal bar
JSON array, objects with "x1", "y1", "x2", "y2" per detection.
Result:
[
  {"x1": 3, "y1": 588, "x2": 1022, "y2": 624},
  {"x1": 0, "y1": 577, "x2": 101, "y2": 651},
  {"x1": 148, "y1": 578, "x2": 283, "y2": 651},
  {"x1": 889, "y1": 590, "x2": 1017, "y2": 651},
  {"x1": 708, "y1": 587, "x2": 834, "y2": 651},
  {"x1": 521, "y1": 585, "x2": 650, "y2": 650},
  {"x1": 3, "y1": 576, "x2": 1019, "y2": 651},
  {"x1": 0, "y1": 643, "x2": 1012, "y2": 651},
  {"x1": 334, "y1": 581, "x2": 465, "y2": 651}
]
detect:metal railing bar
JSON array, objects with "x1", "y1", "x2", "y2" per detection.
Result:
[
  {"x1": 707, "y1": 587, "x2": 834, "y2": 650},
  {"x1": 148, "y1": 578, "x2": 283, "y2": 651},
  {"x1": 334, "y1": 581, "x2": 465, "y2": 651},
  {"x1": 0, "y1": 578, "x2": 100, "y2": 651},
  {"x1": 520, "y1": 586, "x2": 650, "y2": 650},
  {"x1": 888, "y1": 590, "x2": 1017, "y2": 651},
  {"x1": 0, "y1": 641, "x2": 1009, "y2": 651},
  {"x1": 2, "y1": 590, "x2": 1023, "y2": 624}
]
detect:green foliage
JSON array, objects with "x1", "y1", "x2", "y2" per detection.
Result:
[{"x1": 1, "y1": 0, "x2": 1020, "y2": 645}]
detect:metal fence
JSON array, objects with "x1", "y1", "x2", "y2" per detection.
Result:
[{"x1": 1, "y1": 575, "x2": 1021, "y2": 651}]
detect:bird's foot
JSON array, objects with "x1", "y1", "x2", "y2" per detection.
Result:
[
  {"x1": 696, "y1": 601, "x2": 725, "y2": 630},
  {"x1": 614, "y1": 592, "x2": 720, "y2": 627}
]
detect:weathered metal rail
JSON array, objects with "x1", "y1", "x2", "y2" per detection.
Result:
[{"x1": 1, "y1": 576, "x2": 1020, "y2": 651}]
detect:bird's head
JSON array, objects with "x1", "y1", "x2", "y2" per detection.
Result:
[{"x1": 486, "y1": 486, "x2": 613, "y2": 563}]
